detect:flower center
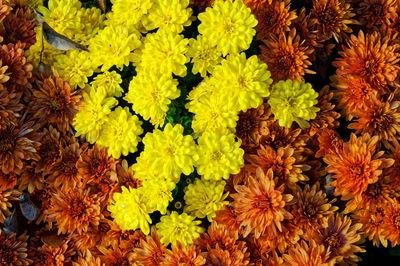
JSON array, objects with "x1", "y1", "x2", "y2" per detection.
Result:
[
  {"x1": 325, "y1": 232, "x2": 342, "y2": 250},
  {"x1": 0, "y1": 246, "x2": 13, "y2": 264},
  {"x1": 69, "y1": 199, "x2": 86, "y2": 218},
  {"x1": 212, "y1": 151, "x2": 223, "y2": 161},
  {"x1": 0, "y1": 130, "x2": 15, "y2": 152}
]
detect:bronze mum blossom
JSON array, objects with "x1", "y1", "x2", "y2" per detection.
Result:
[
  {"x1": 0, "y1": 90, "x2": 23, "y2": 130},
  {"x1": 0, "y1": 189, "x2": 20, "y2": 223},
  {"x1": 0, "y1": 230, "x2": 32, "y2": 266}
]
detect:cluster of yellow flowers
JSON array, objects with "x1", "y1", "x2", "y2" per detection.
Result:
[{"x1": 31, "y1": 0, "x2": 321, "y2": 247}]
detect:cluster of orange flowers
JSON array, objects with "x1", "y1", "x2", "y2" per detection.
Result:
[{"x1": 1, "y1": 0, "x2": 400, "y2": 265}]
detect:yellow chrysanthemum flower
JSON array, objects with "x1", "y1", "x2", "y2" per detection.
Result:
[
  {"x1": 124, "y1": 73, "x2": 180, "y2": 127},
  {"x1": 195, "y1": 131, "x2": 244, "y2": 181},
  {"x1": 142, "y1": 123, "x2": 197, "y2": 182},
  {"x1": 89, "y1": 25, "x2": 142, "y2": 71},
  {"x1": 211, "y1": 53, "x2": 272, "y2": 112},
  {"x1": 156, "y1": 211, "x2": 204, "y2": 246},
  {"x1": 54, "y1": 50, "x2": 97, "y2": 88},
  {"x1": 74, "y1": 7, "x2": 105, "y2": 45},
  {"x1": 37, "y1": 0, "x2": 83, "y2": 40},
  {"x1": 141, "y1": 179, "x2": 176, "y2": 215},
  {"x1": 136, "y1": 29, "x2": 190, "y2": 77},
  {"x1": 108, "y1": 186, "x2": 152, "y2": 234},
  {"x1": 198, "y1": 0, "x2": 257, "y2": 56},
  {"x1": 268, "y1": 80, "x2": 320, "y2": 129},
  {"x1": 184, "y1": 178, "x2": 229, "y2": 221},
  {"x1": 97, "y1": 107, "x2": 143, "y2": 158},
  {"x1": 187, "y1": 35, "x2": 222, "y2": 77},
  {"x1": 189, "y1": 92, "x2": 238, "y2": 136},
  {"x1": 132, "y1": 152, "x2": 166, "y2": 182},
  {"x1": 106, "y1": 0, "x2": 153, "y2": 31},
  {"x1": 73, "y1": 87, "x2": 118, "y2": 143},
  {"x1": 142, "y1": 0, "x2": 192, "y2": 33},
  {"x1": 91, "y1": 71, "x2": 123, "y2": 97}
]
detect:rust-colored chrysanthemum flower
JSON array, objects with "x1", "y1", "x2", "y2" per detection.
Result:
[
  {"x1": 214, "y1": 204, "x2": 242, "y2": 233},
  {"x1": 102, "y1": 220, "x2": 145, "y2": 250},
  {"x1": 260, "y1": 29, "x2": 315, "y2": 81},
  {"x1": 30, "y1": 186, "x2": 53, "y2": 225},
  {"x1": 35, "y1": 126, "x2": 62, "y2": 174},
  {"x1": 232, "y1": 168, "x2": 294, "y2": 238},
  {"x1": 110, "y1": 160, "x2": 142, "y2": 200},
  {"x1": 0, "y1": 189, "x2": 20, "y2": 223},
  {"x1": 353, "y1": 206, "x2": 387, "y2": 247},
  {"x1": 133, "y1": 228, "x2": 168, "y2": 266},
  {"x1": 0, "y1": 230, "x2": 32, "y2": 266},
  {"x1": 202, "y1": 244, "x2": 250, "y2": 266},
  {"x1": 0, "y1": 42, "x2": 33, "y2": 92},
  {"x1": 1, "y1": 5, "x2": 36, "y2": 49},
  {"x1": 195, "y1": 221, "x2": 238, "y2": 250},
  {"x1": 0, "y1": 119, "x2": 42, "y2": 174},
  {"x1": 77, "y1": 145, "x2": 118, "y2": 199},
  {"x1": 283, "y1": 240, "x2": 336, "y2": 266},
  {"x1": 254, "y1": 0, "x2": 297, "y2": 39},
  {"x1": 48, "y1": 137, "x2": 81, "y2": 191},
  {"x1": 324, "y1": 133, "x2": 394, "y2": 200},
  {"x1": 162, "y1": 242, "x2": 206, "y2": 266},
  {"x1": 315, "y1": 128, "x2": 343, "y2": 158},
  {"x1": 292, "y1": 183, "x2": 338, "y2": 234},
  {"x1": 31, "y1": 70, "x2": 81, "y2": 132},
  {"x1": 0, "y1": 170, "x2": 18, "y2": 191},
  {"x1": 190, "y1": 0, "x2": 213, "y2": 12},
  {"x1": 236, "y1": 103, "x2": 272, "y2": 153},
  {"x1": 383, "y1": 199, "x2": 400, "y2": 247},
  {"x1": 98, "y1": 245, "x2": 135, "y2": 266},
  {"x1": 307, "y1": 86, "x2": 341, "y2": 136},
  {"x1": 332, "y1": 74, "x2": 378, "y2": 118},
  {"x1": 0, "y1": 0, "x2": 11, "y2": 23},
  {"x1": 311, "y1": 0, "x2": 356, "y2": 42},
  {"x1": 358, "y1": 0, "x2": 397, "y2": 29},
  {"x1": 313, "y1": 214, "x2": 365, "y2": 264},
  {"x1": 333, "y1": 31, "x2": 400, "y2": 89},
  {"x1": 245, "y1": 235, "x2": 284, "y2": 265},
  {"x1": 246, "y1": 145, "x2": 308, "y2": 188},
  {"x1": 0, "y1": 90, "x2": 22, "y2": 129},
  {"x1": 385, "y1": 139, "x2": 400, "y2": 191},
  {"x1": 259, "y1": 121, "x2": 309, "y2": 153},
  {"x1": 46, "y1": 188, "x2": 103, "y2": 235},
  {"x1": 348, "y1": 95, "x2": 400, "y2": 144},
  {"x1": 34, "y1": 242, "x2": 76, "y2": 266},
  {"x1": 291, "y1": 7, "x2": 318, "y2": 60},
  {"x1": 18, "y1": 162, "x2": 44, "y2": 193},
  {"x1": 73, "y1": 250, "x2": 103, "y2": 266}
]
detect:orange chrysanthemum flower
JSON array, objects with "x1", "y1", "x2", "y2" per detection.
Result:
[
  {"x1": 358, "y1": 0, "x2": 397, "y2": 29},
  {"x1": 348, "y1": 95, "x2": 400, "y2": 144},
  {"x1": 46, "y1": 188, "x2": 103, "y2": 235},
  {"x1": 0, "y1": 170, "x2": 18, "y2": 191},
  {"x1": 385, "y1": 139, "x2": 400, "y2": 191},
  {"x1": 0, "y1": 0, "x2": 11, "y2": 23},
  {"x1": 0, "y1": 120, "x2": 42, "y2": 174},
  {"x1": 77, "y1": 145, "x2": 118, "y2": 199},
  {"x1": 307, "y1": 86, "x2": 341, "y2": 136},
  {"x1": 383, "y1": 199, "x2": 400, "y2": 247},
  {"x1": 214, "y1": 205, "x2": 242, "y2": 233},
  {"x1": 0, "y1": 90, "x2": 22, "y2": 130},
  {"x1": 313, "y1": 214, "x2": 365, "y2": 264},
  {"x1": 246, "y1": 145, "x2": 308, "y2": 187},
  {"x1": 333, "y1": 31, "x2": 400, "y2": 89},
  {"x1": 162, "y1": 243, "x2": 206, "y2": 266},
  {"x1": 133, "y1": 228, "x2": 168, "y2": 266},
  {"x1": 259, "y1": 121, "x2": 309, "y2": 152},
  {"x1": 254, "y1": 0, "x2": 297, "y2": 39},
  {"x1": 315, "y1": 128, "x2": 343, "y2": 158},
  {"x1": 1, "y1": 5, "x2": 36, "y2": 49},
  {"x1": 202, "y1": 244, "x2": 250, "y2": 266},
  {"x1": 0, "y1": 230, "x2": 32, "y2": 266},
  {"x1": 18, "y1": 162, "x2": 45, "y2": 193},
  {"x1": 0, "y1": 189, "x2": 20, "y2": 223},
  {"x1": 102, "y1": 221, "x2": 145, "y2": 251},
  {"x1": 98, "y1": 245, "x2": 135, "y2": 265},
  {"x1": 291, "y1": 7, "x2": 318, "y2": 60},
  {"x1": 31, "y1": 70, "x2": 81, "y2": 132},
  {"x1": 35, "y1": 126, "x2": 61, "y2": 174},
  {"x1": 310, "y1": 0, "x2": 356, "y2": 42},
  {"x1": 232, "y1": 168, "x2": 294, "y2": 238},
  {"x1": 236, "y1": 103, "x2": 271, "y2": 153},
  {"x1": 324, "y1": 133, "x2": 394, "y2": 200},
  {"x1": 195, "y1": 221, "x2": 240, "y2": 252},
  {"x1": 260, "y1": 29, "x2": 315, "y2": 81},
  {"x1": 283, "y1": 240, "x2": 336, "y2": 266},
  {"x1": 48, "y1": 137, "x2": 81, "y2": 191},
  {"x1": 332, "y1": 74, "x2": 378, "y2": 118},
  {"x1": 353, "y1": 206, "x2": 387, "y2": 247},
  {"x1": 292, "y1": 183, "x2": 338, "y2": 234},
  {"x1": 34, "y1": 242, "x2": 76, "y2": 266},
  {"x1": 73, "y1": 250, "x2": 103, "y2": 266},
  {"x1": 245, "y1": 235, "x2": 284, "y2": 265},
  {"x1": 0, "y1": 42, "x2": 33, "y2": 92}
]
